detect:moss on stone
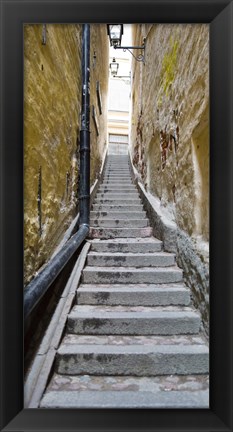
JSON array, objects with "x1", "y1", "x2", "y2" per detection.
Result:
[{"x1": 161, "y1": 36, "x2": 179, "y2": 96}]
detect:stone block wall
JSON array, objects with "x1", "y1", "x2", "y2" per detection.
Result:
[
  {"x1": 130, "y1": 24, "x2": 209, "y2": 334},
  {"x1": 24, "y1": 24, "x2": 109, "y2": 285}
]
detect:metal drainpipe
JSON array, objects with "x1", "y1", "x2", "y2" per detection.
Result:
[{"x1": 24, "y1": 24, "x2": 91, "y2": 320}]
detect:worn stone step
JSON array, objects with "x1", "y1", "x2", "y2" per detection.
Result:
[
  {"x1": 89, "y1": 227, "x2": 153, "y2": 239},
  {"x1": 107, "y1": 157, "x2": 128, "y2": 160},
  {"x1": 99, "y1": 187, "x2": 136, "y2": 192},
  {"x1": 100, "y1": 182, "x2": 135, "y2": 186},
  {"x1": 101, "y1": 184, "x2": 134, "y2": 189},
  {"x1": 90, "y1": 238, "x2": 163, "y2": 253},
  {"x1": 55, "y1": 340, "x2": 208, "y2": 375},
  {"x1": 96, "y1": 193, "x2": 139, "y2": 199},
  {"x1": 82, "y1": 265, "x2": 183, "y2": 284},
  {"x1": 40, "y1": 389, "x2": 209, "y2": 408},
  {"x1": 104, "y1": 169, "x2": 130, "y2": 172},
  {"x1": 90, "y1": 211, "x2": 147, "y2": 219},
  {"x1": 94, "y1": 199, "x2": 141, "y2": 205},
  {"x1": 101, "y1": 183, "x2": 134, "y2": 187},
  {"x1": 105, "y1": 172, "x2": 130, "y2": 175},
  {"x1": 92, "y1": 204, "x2": 144, "y2": 212},
  {"x1": 106, "y1": 162, "x2": 129, "y2": 165},
  {"x1": 40, "y1": 372, "x2": 209, "y2": 408},
  {"x1": 105, "y1": 169, "x2": 130, "y2": 172},
  {"x1": 104, "y1": 172, "x2": 131, "y2": 176},
  {"x1": 59, "y1": 333, "x2": 208, "y2": 346},
  {"x1": 96, "y1": 196, "x2": 139, "y2": 202},
  {"x1": 77, "y1": 284, "x2": 190, "y2": 306},
  {"x1": 90, "y1": 219, "x2": 149, "y2": 228},
  {"x1": 102, "y1": 178, "x2": 132, "y2": 182},
  {"x1": 103, "y1": 179, "x2": 132, "y2": 183},
  {"x1": 104, "y1": 175, "x2": 131, "y2": 178},
  {"x1": 101, "y1": 180, "x2": 133, "y2": 184},
  {"x1": 67, "y1": 304, "x2": 200, "y2": 335},
  {"x1": 87, "y1": 252, "x2": 175, "y2": 267}
]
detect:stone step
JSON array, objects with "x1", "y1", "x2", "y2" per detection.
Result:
[
  {"x1": 92, "y1": 204, "x2": 144, "y2": 212},
  {"x1": 94, "y1": 199, "x2": 141, "y2": 205},
  {"x1": 87, "y1": 252, "x2": 175, "y2": 267},
  {"x1": 104, "y1": 167, "x2": 130, "y2": 170},
  {"x1": 55, "y1": 338, "x2": 208, "y2": 375},
  {"x1": 90, "y1": 219, "x2": 149, "y2": 228},
  {"x1": 106, "y1": 162, "x2": 129, "y2": 165},
  {"x1": 104, "y1": 174, "x2": 132, "y2": 178},
  {"x1": 105, "y1": 170, "x2": 130, "y2": 172},
  {"x1": 40, "y1": 388, "x2": 209, "y2": 408},
  {"x1": 105, "y1": 169, "x2": 130, "y2": 172},
  {"x1": 101, "y1": 180, "x2": 133, "y2": 184},
  {"x1": 96, "y1": 193, "x2": 139, "y2": 200},
  {"x1": 107, "y1": 157, "x2": 128, "y2": 160},
  {"x1": 90, "y1": 238, "x2": 163, "y2": 253},
  {"x1": 57, "y1": 333, "x2": 209, "y2": 346},
  {"x1": 101, "y1": 183, "x2": 134, "y2": 187},
  {"x1": 90, "y1": 211, "x2": 147, "y2": 219},
  {"x1": 41, "y1": 370, "x2": 209, "y2": 408},
  {"x1": 97, "y1": 191, "x2": 138, "y2": 196},
  {"x1": 102, "y1": 178, "x2": 132, "y2": 181},
  {"x1": 99, "y1": 187, "x2": 136, "y2": 192},
  {"x1": 67, "y1": 304, "x2": 200, "y2": 335},
  {"x1": 89, "y1": 227, "x2": 153, "y2": 239},
  {"x1": 102, "y1": 181, "x2": 133, "y2": 185},
  {"x1": 82, "y1": 265, "x2": 183, "y2": 284},
  {"x1": 77, "y1": 284, "x2": 190, "y2": 306},
  {"x1": 100, "y1": 184, "x2": 134, "y2": 188},
  {"x1": 104, "y1": 171, "x2": 131, "y2": 175},
  {"x1": 104, "y1": 177, "x2": 131, "y2": 180},
  {"x1": 105, "y1": 171, "x2": 130, "y2": 174}
]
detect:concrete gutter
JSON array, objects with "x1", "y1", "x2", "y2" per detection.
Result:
[{"x1": 24, "y1": 241, "x2": 91, "y2": 408}]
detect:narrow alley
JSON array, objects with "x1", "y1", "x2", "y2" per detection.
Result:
[{"x1": 23, "y1": 23, "x2": 209, "y2": 409}]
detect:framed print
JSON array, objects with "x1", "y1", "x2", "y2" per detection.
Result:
[{"x1": 0, "y1": 0, "x2": 232, "y2": 431}]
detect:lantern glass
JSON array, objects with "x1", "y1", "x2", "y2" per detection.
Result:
[
  {"x1": 109, "y1": 58, "x2": 119, "y2": 76},
  {"x1": 107, "y1": 24, "x2": 123, "y2": 47}
]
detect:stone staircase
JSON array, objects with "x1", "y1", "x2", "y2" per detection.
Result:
[{"x1": 40, "y1": 155, "x2": 209, "y2": 408}]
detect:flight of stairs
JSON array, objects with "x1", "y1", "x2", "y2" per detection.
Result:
[{"x1": 40, "y1": 155, "x2": 209, "y2": 408}]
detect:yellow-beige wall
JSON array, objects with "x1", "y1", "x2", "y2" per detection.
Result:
[
  {"x1": 130, "y1": 24, "x2": 209, "y2": 242},
  {"x1": 24, "y1": 24, "x2": 109, "y2": 285}
]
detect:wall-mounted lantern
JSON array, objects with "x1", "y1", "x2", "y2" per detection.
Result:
[
  {"x1": 107, "y1": 24, "x2": 123, "y2": 48},
  {"x1": 109, "y1": 57, "x2": 119, "y2": 76},
  {"x1": 107, "y1": 23, "x2": 145, "y2": 63}
]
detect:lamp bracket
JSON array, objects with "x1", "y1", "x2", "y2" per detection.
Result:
[{"x1": 113, "y1": 39, "x2": 146, "y2": 63}]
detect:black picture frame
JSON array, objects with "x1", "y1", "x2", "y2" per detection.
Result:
[{"x1": 0, "y1": 0, "x2": 232, "y2": 431}]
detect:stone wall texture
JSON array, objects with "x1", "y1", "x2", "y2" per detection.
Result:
[
  {"x1": 130, "y1": 24, "x2": 209, "y2": 334},
  {"x1": 24, "y1": 24, "x2": 109, "y2": 285}
]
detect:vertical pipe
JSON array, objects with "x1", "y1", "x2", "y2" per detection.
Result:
[{"x1": 79, "y1": 24, "x2": 90, "y2": 227}]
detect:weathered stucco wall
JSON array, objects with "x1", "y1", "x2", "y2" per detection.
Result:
[
  {"x1": 24, "y1": 24, "x2": 108, "y2": 285},
  {"x1": 130, "y1": 24, "x2": 209, "y2": 334},
  {"x1": 90, "y1": 25, "x2": 109, "y2": 183}
]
